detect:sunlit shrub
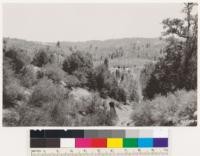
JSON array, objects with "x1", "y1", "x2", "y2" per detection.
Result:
[
  {"x1": 131, "y1": 90, "x2": 197, "y2": 126},
  {"x1": 3, "y1": 109, "x2": 20, "y2": 126},
  {"x1": 66, "y1": 93, "x2": 114, "y2": 126},
  {"x1": 29, "y1": 78, "x2": 66, "y2": 107},
  {"x1": 3, "y1": 79, "x2": 24, "y2": 108},
  {"x1": 20, "y1": 65, "x2": 39, "y2": 88}
]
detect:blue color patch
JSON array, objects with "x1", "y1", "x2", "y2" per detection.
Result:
[{"x1": 138, "y1": 138, "x2": 153, "y2": 148}]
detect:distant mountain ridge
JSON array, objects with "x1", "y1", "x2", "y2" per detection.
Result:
[{"x1": 4, "y1": 37, "x2": 166, "y2": 64}]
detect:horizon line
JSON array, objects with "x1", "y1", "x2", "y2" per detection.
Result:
[{"x1": 3, "y1": 35, "x2": 162, "y2": 43}]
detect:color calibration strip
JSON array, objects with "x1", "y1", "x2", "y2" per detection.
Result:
[
  {"x1": 31, "y1": 137, "x2": 168, "y2": 148},
  {"x1": 30, "y1": 129, "x2": 168, "y2": 148}
]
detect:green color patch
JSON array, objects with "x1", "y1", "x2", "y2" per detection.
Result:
[{"x1": 123, "y1": 138, "x2": 138, "y2": 147}]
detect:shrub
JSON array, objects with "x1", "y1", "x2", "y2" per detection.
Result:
[
  {"x1": 18, "y1": 90, "x2": 114, "y2": 126},
  {"x1": 94, "y1": 63, "x2": 127, "y2": 102},
  {"x1": 143, "y1": 49, "x2": 183, "y2": 99},
  {"x1": 84, "y1": 94, "x2": 115, "y2": 126},
  {"x1": 3, "y1": 109, "x2": 20, "y2": 126},
  {"x1": 18, "y1": 105, "x2": 55, "y2": 126},
  {"x1": 19, "y1": 77, "x2": 71, "y2": 126},
  {"x1": 94, "y1": 64, "x2": 108, "y2": 90},
  {"x1": 140, "y1": 63, "x2": 155, "y2": 98},
  {"x1": 110, "y1": 87, "x2": 126, "y2": 102},
  {"x1": 66, "y1": 93, "x2": 114, "y2": 126},
  {"x1": 4, "y1": 47, "x2": 31, "y2": 73},
  {"x1": 3, "y1": 57, "x2": 15, "y2": 86},
  {"x1": 119, "y1": 72, "x2": 139, "y2": 102},
  {"x1": 63, "y1": 52, "x2": 93, "y2": 74},
  {"x1": 62, "y1": 52, "x2": 94, "y2": 88},
  {"x1": 3, "y1": 80, "x2": 24, "y2": 108},
  {"x1": 64, "y1": 74, "x2": 81, "y2": 88},
  {"x1": 131, "y1": 90, "x2": 197, "y2": 126},
  {"x1": 3, "y1": 58, "x2": 25, "y2": 108},
  {"x1": 130, "y1": 88, "x2": 140, "y2": 102},
  {"x1": 20, "y1": 65, "x2": 39, "y2": 88},
  {"x1": 73, "y1": 69, "x2": 91, "y2": 87},
  {"x1": 29, "y1": 78, "x2": 66, "y2": 107},
  {"x1": 19, "y1": 88, "x2": 72, "y2": 126},
  {"x1": 87, "y1": 69, "x2": 97, "y2": 90},
  {"x1": 32, "y1": 48, "x2": 50, "y2": 67},
  {"x1": 44, "y1": 64, "x2": 65, "y2": 83},
  {"x1": 94, "y1": 64, "x2": 116, "y2": 91}
]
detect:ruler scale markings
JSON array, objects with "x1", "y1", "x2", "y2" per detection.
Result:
[{"x1": 30, "y1": 148, "x2": 168, "y2": 156}]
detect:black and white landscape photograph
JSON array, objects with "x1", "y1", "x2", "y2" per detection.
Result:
[{"x1": 3, "y1": 3, "x2": 197, "y2": 126}]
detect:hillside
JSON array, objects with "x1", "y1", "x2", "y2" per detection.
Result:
[
  {"x1": 4, "y1": 37, "x2": 166, "y2": 63},
  {"x1": 3, "y1": 3, "x2": 197, "y2": 127},
  {"x1": 3, "y1": 36, "x2": 197, "y2": 126}
]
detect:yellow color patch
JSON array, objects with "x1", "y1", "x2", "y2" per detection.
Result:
[{"x1": 107, "y1": 138, "x2": 123, "y2": 148}]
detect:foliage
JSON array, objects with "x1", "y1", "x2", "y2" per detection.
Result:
[
  {"x1": 3, "y1": 109, "x2": 20, "y2": 126},
  {"x1": 131, "y1": 90, "x2": 197, "y2": 126},
  {"x1": 18, "y1": 77, "x2": 71, "y2": 126},
  {"x1": 94, "y1": 62, "x2": 126, "y2": 101},
  {"x1": 93, "y1": 60, "x2": 127, "y2": 102},
  {"x1": 3, "y1": 80, "x2": 25, "y2": 108},
  {"x1": 64, "y1": 74, "x2": 81, "y2": 88},
  {"x1": 3, "y1": 57, "x2": 15, "y2": 86},
  {"x1": 20, "y1": 65, "x2": 39, "y2": 88},
  {"x1": 62, "y1": 52, "x2": 94, "y2": 87},
  {"x1": 44, "y1": 64, "x2": 66, "y2": 83},
  {"x1": 140, "y1": 63, "x2": 155, "y2": 98},
  {"x1": 129, "y1": 87, "x2": 140, "y2": 102},
  {"x1": 119, "y1": 72, "x2": 139, "y2": 102},
  {"x1": 18, "y1": 90, "x2": 114, "y2": 126},
  {"x1": 18, "y1": 97, "x2": 72, "y2": 126},
  {"x1": 29, "y1": 78, "x2": 66, "y2": 107},
  {"x1": 73, "y1": 68, "x2": 94, "y2": 87},
  {"x1": 63, "y1": 52, "x2": 93, "y2": 74},
  {"x1": 143, "y1": 3, "x2": 197, "y2": 99},
  {"x1": 5, "y1": 5, "x2": 197, "y2": 126},
  {"x1": 4, "y1": 47, "x2": 31, "y2": 73},
  {"x1": 95, "y1": 64, "x2": 117, "y2": 90},
  {"x1": 64, "y1": 93, "x2": 114, "y2": 126},
  {"x1": 4, "y1": 37, "x2": 165, "y2": 66},
  {"x1": 32, "y1": 48, "x2": 51, "y2": 67},
  {"x1": 87, "y1": 69, "x2": 98, "y2": 90},
  {"x1": 80, "y1": 94, "x2": 114, "y2": 126},
  {"x1": 3, "y1": 58, "x2": 25, "y2": 108},
  {"x1": 18, "y1": 105, "x2": 54, "y2": 126},
  {"x1": 110, "y1": 87, "x2": 127, "y2": 102}
]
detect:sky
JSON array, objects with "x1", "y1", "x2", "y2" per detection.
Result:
[{"x1": 3, "y1": 3, "x2": 186, "y2": 42}]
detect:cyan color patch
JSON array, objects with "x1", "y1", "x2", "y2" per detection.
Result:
[{"x1": 138, "y1": 138, "x2": 153, "y2": 148}]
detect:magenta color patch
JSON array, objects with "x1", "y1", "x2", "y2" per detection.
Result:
[{"x1": 75, "y1": 138, "x2": 92, "y2": 148}]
